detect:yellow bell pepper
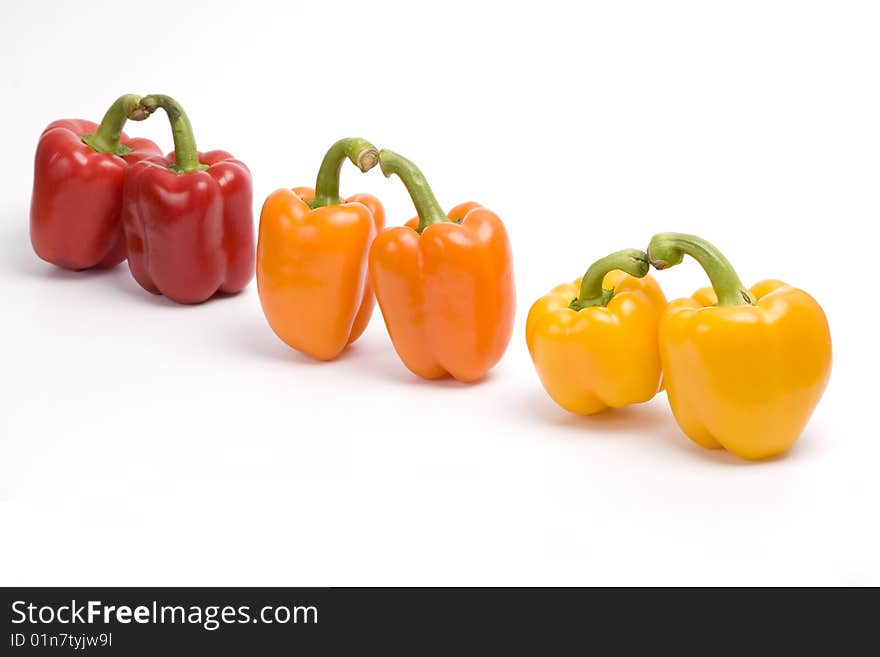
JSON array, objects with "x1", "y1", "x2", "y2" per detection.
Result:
[
  {"x1": 647, "y1": 233, "x2": 832, "y2": 460},
  {"x1": 526, "y1": 249, "x2": 667, "y2": 414}
]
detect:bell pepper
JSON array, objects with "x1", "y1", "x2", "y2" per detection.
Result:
[
  {"x1": 647, "y1": 232, "x2": 832, "y2": 460},
  {"x1": 256, "y1": 138, "x2": 384, "y2": 360},
  {"x1": 526, "y1": 249, "x2": 667, "y2": 414},
  {"x1": 121, "y1": 95, "x2": 254, "y2": 304},
  {"x1": 369, "y1": 150, "x2": 515, "y2": 382},
  {"x1": 30, "y1": 94, "x2": 160, "y2": 270}
]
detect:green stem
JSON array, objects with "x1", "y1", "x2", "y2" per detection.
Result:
[
  {"x1": 310, "y1": 138, "x2": 379, "y2": 209},
  {"x1": 569, "y1": 249, "x2": 650, "y2": 310},
  {"x1": 647, "y1": 233, "x2": 754, "y2": 306},
  {"x1": 378, "y1": 150, "x2": 449, "y2": 233},
  {"x1": 137, "y1": 94, "x2": 207, "y2": 173},
  {"x1": 81, "y1": 94, "x2": 146, "y2": 157}
]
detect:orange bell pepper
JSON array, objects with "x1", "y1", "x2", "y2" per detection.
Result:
[
  {"x1": 256, "y1": 138, "x2": 384, "y2": 360},
  {"x1": 526, "y1": 249, "x2": 667, "y2": 414},
  {"x1": 647, "y1": 233, "x2": 832, "y2": 460},
  {"x1": 369, "y1": 150, "x2": 515, "y2": 382}
]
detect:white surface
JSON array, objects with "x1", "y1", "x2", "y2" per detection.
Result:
[{"x1": 1, "y1": 0, "x2": 878, "y2": 586}]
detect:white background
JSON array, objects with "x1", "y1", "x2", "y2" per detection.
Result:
[{"x1": 1, "y1": 0, "x2": 878, "y2": 585}]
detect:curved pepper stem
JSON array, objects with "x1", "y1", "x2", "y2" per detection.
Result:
[
  {"x1": 310, "y1": 138, "x2": 379, "y2": 209},
  {"x1": 570, "y1": 248, "x2": 650, "y2": 310},
  {"x1": 81, "y1": 94, "x2": 149, "y2": 157},
  {"x1": 647, "y1": 232, "x2": 754, "y2": 306},
  {"x1": 378, "y1": 150, "x2": 449, "y2": 233},
  {"x1": 137, "y1": 94, "x2": 208, "y2": 174}
]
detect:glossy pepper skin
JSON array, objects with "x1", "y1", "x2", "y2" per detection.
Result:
[
  {"x1": 526, "y1": 249, "x2": 667, "y2": 414},
  {"x1": 257, "y1": 138, "x2": 384, "y2": 360},
  {"x1": 122, "y1": 95, "x2": 254, "y2": 304},
  {"x1": 369, "y1": 150, "x2": 515, "y2": 382},
  {"x1": 648, "y1": 233, "x2": 832, "y2": 460},
  {"x1": 30, "y1": 94, "x2": 160, "y2": 270}
]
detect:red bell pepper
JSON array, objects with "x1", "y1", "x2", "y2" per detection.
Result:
[
  {"x1": 122, "y1": 95, "x2": 255, "y2": 304},
  {"x1": 30, "y1": 94, "x2": 160, "y2": 270}
]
